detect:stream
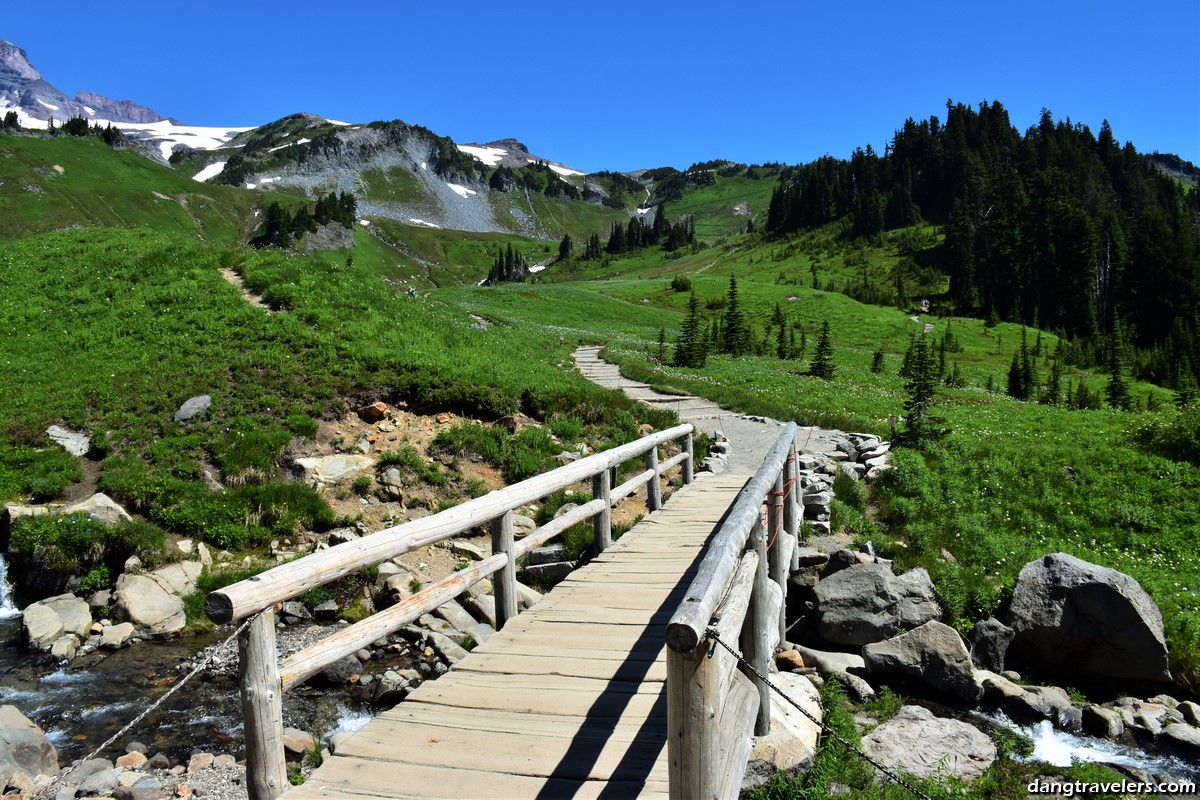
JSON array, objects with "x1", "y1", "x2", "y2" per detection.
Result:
[{"x1": 0, "y1": 546, "x2": 381, "y2": 767}]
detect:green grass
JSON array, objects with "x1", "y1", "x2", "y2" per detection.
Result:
[{"x1": 0, "y1": 134, "x2": 259, "y2": 243}]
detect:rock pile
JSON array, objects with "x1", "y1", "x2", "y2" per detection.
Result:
[{"x1": 792, "y1": 434, "x2": 891, "y2": 535}]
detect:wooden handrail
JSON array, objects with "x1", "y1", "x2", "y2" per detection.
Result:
[
  {"x1": 665, "y1": 421, "x2": 801, "y2": 800},
  {"x1": 214, "y1": 423, "x2": 693, "y2": 800},
  {"x1": 665, "y1": 421, "x2": 797, "y2": 654},
  {"x1": 206, "y1": 423, "x2": 693, "y2": 625}
]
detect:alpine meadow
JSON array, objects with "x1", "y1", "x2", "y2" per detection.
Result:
[{"x1": 1, "y1": 26, "x2": 1199, "y2": 800}]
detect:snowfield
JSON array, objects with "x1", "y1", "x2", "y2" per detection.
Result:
[
  {"x1": 457, "y1": 144, "x2": 507, "y2": 166},
  {"x1": 447, "y1": 183, "x2": 477, "y2": 198},
  {"x1": 192, "y1": 161, "x2": 227, "y2": 182}
]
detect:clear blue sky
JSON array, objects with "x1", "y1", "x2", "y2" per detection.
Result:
[{"x1": 6, "y1": 0, "x2": 1199, "y2": 172}]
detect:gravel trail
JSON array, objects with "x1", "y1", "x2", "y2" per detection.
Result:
[{"x1": 573, "y1": 347, "x2": 846, "y2": 471}]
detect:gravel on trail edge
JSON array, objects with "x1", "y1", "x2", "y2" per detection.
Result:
[{"x1": 572, "y1": 346, "x2": 848, "y2": 472}]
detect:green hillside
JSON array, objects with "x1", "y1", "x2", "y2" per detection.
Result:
[{"x1": 0, "y1": 135, "x2": 258, "y2": 243}]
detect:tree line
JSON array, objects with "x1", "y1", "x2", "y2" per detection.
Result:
[
  {"x1": 251, "y1": 191, "x2": 357, "y2": 249},
  {"x1": 765, "y1": 101, "x2": 1200, "y2": 396}
]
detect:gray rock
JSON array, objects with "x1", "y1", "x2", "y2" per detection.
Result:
[
  {"x1": 147, "y1": 561, "x2": 201, "y2": 596},
  {"x1": 863, "y1": 621, "x2": 981, "y2": 703},
  {"x1": 280, "y1": 601, "x2": 312, "y2": 622},
  {"x1": 0, "y1": 705, "x2": 58, "y2": 777},
  {"x1": 861, "y1": 705, "x2": 996, "y2": 780},
  {"x1": 50, "y1": 634, "x2": 79, "y2": 660},
  {"x1": 319, "y1": 655, "x2": 362, "y2": 685},
  {"x1": 515, "y1": 581, "x2": 542, "y2": 611},
  {"x1": 113, "y1": 574, "x2": 184, "y2": 636},
  {"x1": 23, "y1": 594, "x2": 91, "y2": 651},
  {"x1": 1179, "y1": 701, "x2": 1200, "y2": 726},
  {"x1": 743, "y1": 673, "x2": 821, "y2": 791},
  {"x1": 449, "y1": 540, "x2": 489, "y2": 561},
  {"x1": 528, "y1": 544, "x2": 567, "y2": 566},
  {"x1": 970, "y1": 618, "x2": 1015, "y2": 672},
  {"x1": 1162, "y1": 723, "x2": 1200, "y2": 754},
  {"x1": 836, "y1": 462, "x2": 860, "y2": 482},
  {"x1": 814, "y1": 563, "x2": 940, "y2": 646},
  {"x1": 61, "y1": 493, "x2": 132, "y2": 527},
  {"x1": 173, "y1": 395, "x2": 212, "y2": 422},
  {"x1": 115, "y1": 776, "x2": 163, "y2": 800},
  {"x1": 511, "y1": 514, "x2": 537, "y2": 539},
  {"x1": 313, "y1": 599, "x2": 339, "y2": 621},
  {"x1": 1082, "y1": 705, "x2": 1124, "y2": 739},
  {"x1": 46, "y1": 425, "x2": 90, "y2": 456},
  {"x1": 524, "y1": 561, "x2": 575, "y2": 584},
  {"x1": 432, "y1": 601, "x2": 477, "y2": 634},
  {"x1": 794, "y1": 547, "x2": 829, "y2": 568},
  {"x1": 1006, "y1": 553, "x2": 1171, "y2": 683},
  {"x1": 463, "y1": 594, "x2": 497, "y2": 627},
  {"x1": 75, "y1": 766, "x2": 118, "y2": 796},
  {"x1": 293, "y1": 455, "x2": 373, "y2": 485},
  {"x1": 790, "y1": 645, "x2": 865, "y2": 678},
  {"x1": 98, "y1": 622, "x2": 135, "y2": 650}
]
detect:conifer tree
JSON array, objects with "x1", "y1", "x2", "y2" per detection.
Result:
[
  {"x1": 673, "y1": 292, "x2": 706, "y2": 368},
  {"x1": 721, "y1": 275, "x2": 748, "y2": 356},
  {"x1": 900, "y1": 333, "x2": 942, "y2": 443},
  {"x1": 558, "y1": 233, "x2": 573, "y2": 261},
  {"x1": 809, "y1": 321, "x2": 835, "y2": 379},
  {"x1": 1106, "y1": 347, "x2": 1131, "y2": 410}
]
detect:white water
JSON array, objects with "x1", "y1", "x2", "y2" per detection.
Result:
[
  {"x1": 988, "y1": 714, "x2": 1198, "y2": 781},
  {"x1": 0, "y1": 554, "x2": 20, "y2": 617}
]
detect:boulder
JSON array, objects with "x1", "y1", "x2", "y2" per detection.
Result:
[
  {"x1": 860, "y1": 705, "x2": 996, "y2": 781},
  {"x1": 524, "y1": 561, "x2": 576, "y2": 584},
  {"x1": 511, "y1": 514, "x2": 537, "y2": 539},
  {"x1": 863, "y1": 621, "x2": 981, "y2": 703},
  {"x1": 1006, "y1": 553, "x2": 1171, "y2": 683},
  {"x1": 148, "y1": 561, "x2": 201, "y2": 596},
  {"x1": 743, "y1": 673, "x2": 822, "y2": 791},
  {"x1": 293, "y1": 455, "x2": 373, "y2": 486},
  {"x1": 23, "y1": 594, "x2": 91, "y2": 651},
  {"x1": 0, "y1": 705, "x2": 58, "y2": 777},
  {"x1": 1082, "y1": 705, "x2": 1124, "y2": 739},
  {"x1": 789, "y1": 644, "x2": 865, "y2": 678},
  {"x1": 60, "y1": 493, "x2": 132, "y2": 527},
  {"x1": 281, "y1": 728, "x2": 315, "y2": 757},
  {"x1": 173, "y1": 395, "x2": 212, "y2": 422},
  {"x1": 356, "y1": 402, "x2": 388, "y2": 422},
  {"x1": 981, "y1": 675, "x2": 1072, "y2": 725},
  {"x1": 969, "y1": 618, "x2": 1015, "y2": 672},
  {"x1": 99, "y1": 622, "x2": 136, "y2": 650},
  {"x1": 46, "y1": 425, "x2": 90, "y2": 456},
  {"x1": 112, "y1": 574, "x2": 185, "y2": 636},
  {"x1": 319, "y1": 655, "x2": 362, "y2": 685},
  {"x1": 1162, "y1": 723, "x2": 1200, "y2": 755},
  {"x1": 813, "y1": 563, "x2": 940, "y2": 646}
]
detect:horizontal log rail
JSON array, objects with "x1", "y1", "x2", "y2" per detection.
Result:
[
  {"x1": 210, "y1": 423, "x2": 694, "y2": 800},
  {"x1": 665, "y1": 422, "x2": 801, "y2": 800}
]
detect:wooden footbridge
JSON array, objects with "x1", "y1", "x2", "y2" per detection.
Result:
[{"x1": 208, "y1": 421, "x2": 803, "y2": 799}]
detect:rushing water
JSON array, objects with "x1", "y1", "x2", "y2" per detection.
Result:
[
  {"x1": 984, "y1": 712, "x2": 1200, "y2": 783},
  {"x1": 0, "y1": 612, "x2": 380, "y2": 766}
]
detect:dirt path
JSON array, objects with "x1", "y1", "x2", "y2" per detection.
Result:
[
  {"x1": 219, "y1": 268, "x2": 274, "y2": 312},
  {"x1": 572, "y1": 346, "x2": 846, "y2": 471}
]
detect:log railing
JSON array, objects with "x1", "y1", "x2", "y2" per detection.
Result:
[
  {"x1": 665, "y1": 422, "x2": 800, "y2": 800},
  {"x1": 207, "y1": 423, "x2": 694, "y2": 800}
]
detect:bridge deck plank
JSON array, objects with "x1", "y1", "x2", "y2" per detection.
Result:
[{"x1": 287, "y1": 472, "x2": 751, "y2": 799}]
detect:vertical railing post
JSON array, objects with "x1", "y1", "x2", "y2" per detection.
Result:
[
  {"x1": 785, "y1": 440, "x2": 800, "y2": 570},
  {"x1": 743, "y1": 518, "x2": 772, "y2": 735},
  {"x1": 491, "y1": 510, "x2": 518, "y2": 629},
  {"x1": 682, "y1": 431, "x2": 694, "y2": 485},
  {"x1": 667, "y1": 645, "x2": 723, "y2": 799},
  {"x1": 241, "y1": 607, "x2": 286, "y2": 800},
  {"x1": 645, "y1": 446, "x2": 662, "y2": 512},
  {"x1": 592, "y1": 468, "x2": 612, "y2": 554},
  {"x1": 769, "y1": 470, "x2": 788, "y2": 644}
]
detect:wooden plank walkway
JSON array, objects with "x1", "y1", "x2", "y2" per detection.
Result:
[{"x1": 286, "y1": 471, "x2": 752, "y2": 800}]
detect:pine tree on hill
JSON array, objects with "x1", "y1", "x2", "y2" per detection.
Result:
[
  {"x1": 721, "y1": 275, "x2": 748, "y2": 356},
  {"x1": 900, "y1": 333, "x2": 943, "y2": 444},
  {"x1": 673, "y1": 292, "x2": 706, "y2": 368},
  {"x1": 809, "y1": 320, "x2": 835, "y2": 380},
  {"x1": 1107, "y1": 347, "x2": 1131, "y2": 410}
]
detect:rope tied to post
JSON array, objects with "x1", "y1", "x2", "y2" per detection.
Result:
[
  {"x1": 703, "y1": 628, "x2": 936, "y2": 800},
  {"x1": 32, "y1": 613, "x2": 259, "y2": 800}
]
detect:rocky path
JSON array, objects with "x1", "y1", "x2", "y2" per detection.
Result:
[{"x1": 572, "y1": 346, "x2": 846, "y2": 472}]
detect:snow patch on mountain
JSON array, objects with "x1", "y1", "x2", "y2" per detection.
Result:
[
  {"x1": 457, "y1": 145, "x2": 507, "y2": 166},
  {"x1": 447, "y1": 183, "x2": 477, "y2": 198},
  {"x1": 193, "y1": 161, "x2": 228, "y2": 182}
]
